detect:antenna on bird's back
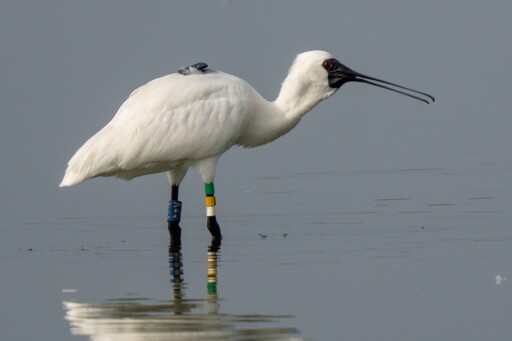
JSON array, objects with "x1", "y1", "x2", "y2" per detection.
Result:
[{"x1": 178, "y1": 62, "x2": 209, "y2": 75}]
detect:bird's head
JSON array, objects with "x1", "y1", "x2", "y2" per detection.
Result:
[{"x1": 290, "y1": 50, "x2": 434, "y2": 104}]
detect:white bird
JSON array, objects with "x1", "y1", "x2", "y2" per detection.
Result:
[{"x1": 60, "y1": 50, "x2": 434, "y2": 245}]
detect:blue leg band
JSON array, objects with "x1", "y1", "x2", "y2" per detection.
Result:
[{"x1": 167, "y1": 200, "x2": 182, "y2": 222}]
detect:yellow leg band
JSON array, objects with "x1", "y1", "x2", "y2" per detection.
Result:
[{"x1": 205, "y1": 196, "x2": 216, "y2": 207}]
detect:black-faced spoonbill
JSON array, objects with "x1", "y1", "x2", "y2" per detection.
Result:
[{"x1": 60, "y1": 50, "x2": 434, "y2": 246}]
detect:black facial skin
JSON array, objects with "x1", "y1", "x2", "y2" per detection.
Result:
[{"x1": 322, "y1": 58, "x2": 435, "y2": 104}]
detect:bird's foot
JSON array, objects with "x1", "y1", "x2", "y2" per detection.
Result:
[
  {"x1": 207, "y1": 216, "x2": 222, "y2": 243},
  {"x1": 168, "y1": 221, "x2": 182, "y2": 251},
  {"x1": 208, "y1": 238, "x2": 221, "y2": 252}
]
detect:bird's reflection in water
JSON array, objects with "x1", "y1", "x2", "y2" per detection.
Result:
[{"x1": 64, "y1": 241, "x2": 304, "y2": 340}]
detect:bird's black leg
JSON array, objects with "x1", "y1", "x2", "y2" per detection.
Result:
[
  {"x1": 205, "y1": 182, "x2": 222, "y2": 243},
  {"x1": 168, "y1": 184, "x2": 182, "y2": 249}
]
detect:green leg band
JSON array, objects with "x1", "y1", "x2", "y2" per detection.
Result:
[{"x1": 205, "y1": 183, "x2": 215, "y2": 196}]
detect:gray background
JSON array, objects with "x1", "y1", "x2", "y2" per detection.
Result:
[
  {"x1": 1, "y1": 1, "x2": 511, "y2": 340},
  {"x1": 1, "y1": 0, "x2": 509, "y2": 220}
]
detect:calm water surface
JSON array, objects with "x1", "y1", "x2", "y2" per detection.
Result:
[{"x1": 2, "y1": 166, "x2": 512, "y2": 340}]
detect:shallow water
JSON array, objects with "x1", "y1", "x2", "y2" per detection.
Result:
[{"x1": 2, "y1": 166, "x2": 512, "y2": 340}]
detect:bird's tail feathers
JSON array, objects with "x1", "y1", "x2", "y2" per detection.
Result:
[
  {"x1": 59, "y1": 125, "x2": 119, "y2": 188},
  {"x1": 59, "y1": 171, "x2": 86, "y2": 187}
]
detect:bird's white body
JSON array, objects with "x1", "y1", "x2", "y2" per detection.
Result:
[
  {"x1": 60, "y1": 50, "x2": 433, "y2": 241},
  {"x1": 60, "y1": 51, "x2": 337, "y2": 187}
]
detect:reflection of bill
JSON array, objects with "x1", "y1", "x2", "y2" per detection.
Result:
[{"x1": 63, "y1": 243, "x2": 303, "y2": 341}]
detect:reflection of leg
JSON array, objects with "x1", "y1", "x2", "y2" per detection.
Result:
[
  {"x1": 207, "y1": 245, "x2": 219, "y2": 298},
  {"x1": 205, "y1": 183, "x2": 222, "y2": 242},
  {"x1": 168, "y1": 243, "x2": 184, "y2": 301},
  {"x1": 168, "y1": 185, "x2": 182, "y2": 247}
]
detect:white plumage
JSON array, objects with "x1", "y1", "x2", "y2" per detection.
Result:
[
  {"x1": 60, "y1": 51, "x2": 343, "y2": 187},
  {"x1": 60, "y1": 50, "x2": 433, "y2": 241},
  {"x1": 61, "y1": 71, "x2": 251, "y2": 186}
]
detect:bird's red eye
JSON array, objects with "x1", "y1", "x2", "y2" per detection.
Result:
[{"x1": 322, "y1": 60, "x2": 332, "y2": 70}]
